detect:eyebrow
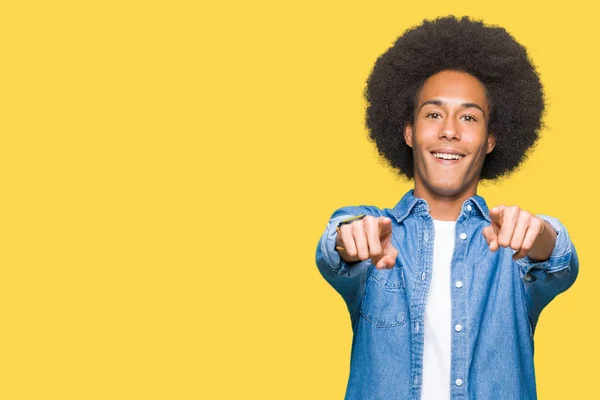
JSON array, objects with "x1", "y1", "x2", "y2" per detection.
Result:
[{"x1": 419, "y1": 99, "x2": 486, "y2": 115}]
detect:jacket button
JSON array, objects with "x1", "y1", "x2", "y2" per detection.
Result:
[
  {"x1": 459, "y1": 233, "x2": 467, "y2": 240},
  {"x1": 455, "y1": 378, "x2": 463, "y2": 387}
]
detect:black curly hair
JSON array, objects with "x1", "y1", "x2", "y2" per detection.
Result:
[{"x1": 364, "y1": 16, "x2": 544, "y2": 180}]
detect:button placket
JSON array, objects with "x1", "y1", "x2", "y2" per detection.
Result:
[{"x1": 450, "y1": 221, "x2": 468, "y2": 395}]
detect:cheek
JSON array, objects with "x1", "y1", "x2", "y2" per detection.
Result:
[
  {"x1": 464, "y1": 132, "x2": 488, "y2": 154},
  {"x1": 413, "y1": 125, "x2": 439, "y2": 145}
]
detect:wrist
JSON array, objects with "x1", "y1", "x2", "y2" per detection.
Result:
[{"x1": 527, "y1": 220, "x2": 557, "y2": 262}]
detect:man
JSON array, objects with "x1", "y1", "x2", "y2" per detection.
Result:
[{"x1": 315, "y1": 16, "x2": 578, "y2": 399}]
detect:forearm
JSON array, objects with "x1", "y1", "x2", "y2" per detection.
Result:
[{"x1": 517, "y1": 214, "x2": 578, "y2": 325}]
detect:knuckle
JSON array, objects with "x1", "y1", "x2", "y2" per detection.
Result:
[
  {"x1": 361, "y1": 216, "x2": 373, "y2": 229},
  {"x1": 363, "y1": 215, "x2": 375, "y2": 223}
]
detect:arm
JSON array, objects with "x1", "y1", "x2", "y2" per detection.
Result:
[
  {"x1": 315, "y1": 206, "x2": 390, "y2": 321},
  {"x1": 516, "y1": 215, "x2": 579, "y2": 327},
  {"x1": 482, "y1": 206, "x2": 579, "y2": 328}
]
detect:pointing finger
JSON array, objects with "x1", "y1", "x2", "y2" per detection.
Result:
[
  {"x1": 489, "y1": 205, "x2": 505, "y2": 226},
  {"x1": 378, "y1": 217, "x2": 393, "y2": 237}
]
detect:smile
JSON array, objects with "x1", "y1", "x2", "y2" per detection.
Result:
[{"x1": 431, "y1": 152, "x2": 465, "y2": 160}]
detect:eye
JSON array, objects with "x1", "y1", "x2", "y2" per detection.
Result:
[
  {"x1": 426, "y1": 112, "x2": 442, "y2": 119},
  {"x1": 461, "y1": 114, "x2": 478, "y2": 122}
]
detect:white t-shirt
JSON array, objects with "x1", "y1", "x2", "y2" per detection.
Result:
[{"x1": 421, "y1": 219, "x2": 456, "y2": 400}]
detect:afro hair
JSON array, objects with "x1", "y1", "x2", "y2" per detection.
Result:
[{"x1": 364, "y1": 16, "x2": 544, "y2": 180}]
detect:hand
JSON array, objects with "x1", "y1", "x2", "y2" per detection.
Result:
[
  {"x1": 483, "y1": 205, "x2": 556, "y2": 261},
  {"x1": 335, "y1": 216, "x2": 398, "y2": 269}
]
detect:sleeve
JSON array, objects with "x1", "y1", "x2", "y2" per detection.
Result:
[
  {"x1": 315, "y1": 205, "x2": 383, "y2": 323},
  {"x1": 515, "y1": 215, "x2": 579, "y2": 328}
]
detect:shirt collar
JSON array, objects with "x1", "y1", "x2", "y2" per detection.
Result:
[{"x1": 389, "y1": 189, "x2": 490, "y2": 223}]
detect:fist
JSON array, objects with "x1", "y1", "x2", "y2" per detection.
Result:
[
  {"x1": 335, "y1": 215, "x2": 398, "y2": 269},
  {"x1": 483, "y1": 205, "x2": 552, "y2": 261}
]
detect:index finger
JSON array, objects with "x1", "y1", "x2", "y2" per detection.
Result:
[
  {"x1": 489, "y1": 205, "x2": 505, "y2": 225},
  {"x1": 378, "y1": 217, "x2": 392, "y2": 237}
]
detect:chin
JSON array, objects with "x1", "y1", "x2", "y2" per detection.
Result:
[{"x1": 427, "y1": 180, "x2": 466, "y2": 198}]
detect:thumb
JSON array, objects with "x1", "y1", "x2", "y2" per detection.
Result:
[
  {"x1": 482, "y1": 224, "x2": 499, "y2": 252},
  {"x1": 377, "y1": 243, "x2": 398, "y2": 269}
]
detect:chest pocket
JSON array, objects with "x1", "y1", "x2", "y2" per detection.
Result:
[{"x1": 360, "y1": 266, "x2": 407, "y2": 328}]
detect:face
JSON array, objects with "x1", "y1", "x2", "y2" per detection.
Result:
[{"x1": 404, "y1": 70, "x2": 496, "y2": 200}]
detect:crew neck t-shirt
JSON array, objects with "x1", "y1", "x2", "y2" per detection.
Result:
[{"x1": 421, "y1": 219, "x2": 456, "y2": 400}]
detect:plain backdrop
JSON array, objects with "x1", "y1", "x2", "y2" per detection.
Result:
[{"x1": 1, "y1": 1, "x2": 596, "y2": 398}]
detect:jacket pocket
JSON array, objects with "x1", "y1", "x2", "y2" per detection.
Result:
[{"x1": 359, "y1": 266, "x2": 407, "y2": 328}]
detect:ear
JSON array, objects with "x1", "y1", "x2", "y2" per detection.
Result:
[
  {"x1": 486, "y1": 132, "x2": 496, "y2": 154},
  {"x1": 404, "y1": 124, "x2": 413, "y2": 148}
]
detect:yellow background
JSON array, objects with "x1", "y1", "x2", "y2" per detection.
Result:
[{"x1": 1, "y1": 0, "x2": 597, "y2": 398}]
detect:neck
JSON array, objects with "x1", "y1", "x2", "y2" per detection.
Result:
[{"x1": 413, "y1": 184, "x2": 476, "y2": 221}]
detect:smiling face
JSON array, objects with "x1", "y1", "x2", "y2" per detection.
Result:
[{"x1": 404, "y1": 70, "x2": 496, "y2": 201}]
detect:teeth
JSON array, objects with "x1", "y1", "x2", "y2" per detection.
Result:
[{"x1": 433, "y1": 153, "x2": 463, "y2": 160}]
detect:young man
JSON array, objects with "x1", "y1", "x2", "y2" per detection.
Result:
[{"x1": 315, "y1": 16, "x2": 578, "y2": 399}]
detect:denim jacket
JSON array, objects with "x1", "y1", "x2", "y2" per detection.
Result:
[{"x1": 315, "y1": 190, "x2": 578, "y2": 399}]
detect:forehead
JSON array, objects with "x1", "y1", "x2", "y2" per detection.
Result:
[{"x1": 418, "y1": 70, "x2": 488, "y2": 111}]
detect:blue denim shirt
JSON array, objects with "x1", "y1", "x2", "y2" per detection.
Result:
[{"x1": 316, "y1": 190, "x2": 578, "y2": 399}]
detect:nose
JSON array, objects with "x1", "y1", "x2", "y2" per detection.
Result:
[{"x1": 439, "y1": 116, "x2": 460, "y2": 140}]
